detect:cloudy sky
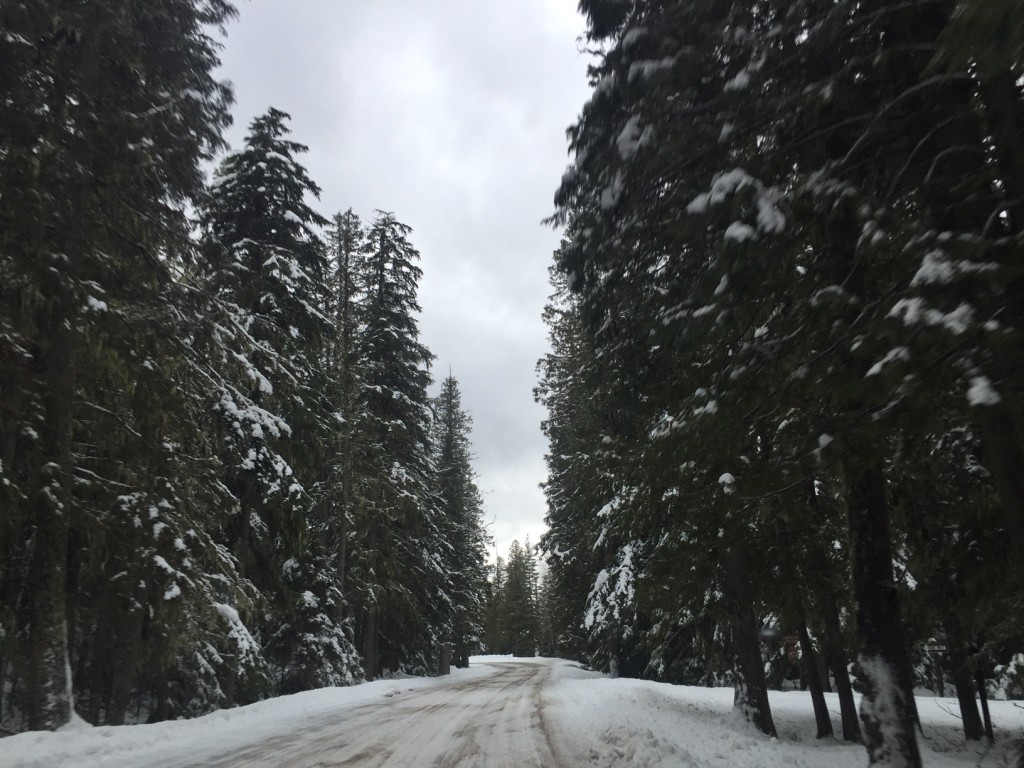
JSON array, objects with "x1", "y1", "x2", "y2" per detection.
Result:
[{"x1": 214, "y1": 2, "x2": 593, "y2": 559}]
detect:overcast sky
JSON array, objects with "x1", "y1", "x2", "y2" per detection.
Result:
[{"x1": 214, "y1": 1, "x2": 592, "y2": 560}]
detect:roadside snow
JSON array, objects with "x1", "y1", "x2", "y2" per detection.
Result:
[
  {"x1": 5, "y1": 665, "x2": 496, "y2": 768},
  {"x1": 543, "y1": 661, "x2": 1024, "y2": 768},
  {"x1": 6, "y1": 658, "x2": 1023, "y2": 767}
]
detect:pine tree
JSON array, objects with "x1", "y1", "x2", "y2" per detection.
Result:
[
  {"x1": 431, "y1": 375, "x2": 489, "y2": 668},
  {"x1": 503, "y1": 541, "x2": 539, "y2": 657},
  {"x1": 354, "y1": 211, "x2": 448, "y2": 678},
  {"x1": 0, "y1": 0, "x2": 236, "y2": 731},
  {"x1": 199, "y1": 107, "x2": 340, "y2": 699},
  {"x1": 550, "y1": 0, "x2": 1024, "y2": 763}
]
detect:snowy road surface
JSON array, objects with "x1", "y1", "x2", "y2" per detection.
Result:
[
  {"x1": 7, "y1": 656, "x2": 1024, "y2": 767},
  {"x1": 175, "y1": 660, "x2": 558, "y2": 767}
]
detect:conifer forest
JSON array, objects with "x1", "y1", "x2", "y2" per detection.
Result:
[{"x1": 3, "y1": 1, "x2": 1024, "y2": 767}]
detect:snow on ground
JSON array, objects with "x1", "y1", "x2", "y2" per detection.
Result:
[
  {"x1": 543, "y1": 660, "x2": 1024, "y2": 768},
  {"x1": 5, "y1": 657, "x2": 1024, "y2": 767},
  {"x1": 5, "y1": 665, "x2": 496, "y2": 768}
]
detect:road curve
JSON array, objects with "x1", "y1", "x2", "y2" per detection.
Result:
[{"x1": 178, "y1": 661, "x2": 560, "y2": 768}]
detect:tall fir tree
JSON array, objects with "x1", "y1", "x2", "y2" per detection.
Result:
[
  {"x1": 0, "y1": 0, "x2": 237, "y2": 731},
  {"x1": 431, "y1": 375, "x2": 490, "y2": 667},
  {"x1": 199, "y1": 107, "x2": 346, "y2": 699},
  {"x1": 353, "y1": 211, "x2": 450, "y2": 678}
]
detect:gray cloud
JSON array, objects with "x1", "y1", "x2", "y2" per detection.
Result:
[{"x1": 215, "y1": 1, "x2": 591, "y2": 560}]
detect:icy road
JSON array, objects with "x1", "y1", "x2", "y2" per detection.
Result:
[
  {"x1": 8, "y1": 656, "x2": 1024, "y2": 768},
  {"x1": 182, "y1": 660, "x2": 558, "y2": 768}
]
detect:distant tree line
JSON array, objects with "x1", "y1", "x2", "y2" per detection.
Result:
[
  {"x1": 481, "y1": 538, "x2": 559, "y2": 658},
  {"x1": 539, "y1": 1, "x2": 1024, "y2": 766},
  {"x1": 0, "y1": 1, "x2": 489, "y2": 734}
]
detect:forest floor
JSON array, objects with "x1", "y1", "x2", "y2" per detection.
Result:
[{"x1": 6, "y1": 656, "x2": 1024, "y2": 767}]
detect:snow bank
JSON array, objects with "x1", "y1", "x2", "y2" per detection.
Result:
[
  {"x1": 542, "y1": 661, "x2": 1024, "y2": 768},
  {"x1": 8, "y1": 659, "x2": 1023, "y2": 767},
  {"x1": 6, "y1": 666, "x2": 496, "y2": 768}
]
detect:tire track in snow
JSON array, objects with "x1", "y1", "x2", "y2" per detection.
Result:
[{"x1": 174, "y1": 661, "x2": 561, "y2": 768}]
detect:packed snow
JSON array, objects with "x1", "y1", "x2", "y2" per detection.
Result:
[{"x1": 6, "y1": 658, "x2": 1023, "y2": 767}]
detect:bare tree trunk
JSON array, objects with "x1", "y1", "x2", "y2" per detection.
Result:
[{"x1": 847, "y1": 464, "x2": 921, "y2": 767}]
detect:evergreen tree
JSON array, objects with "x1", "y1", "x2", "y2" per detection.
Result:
[
  {"x1": 199, "y1": 107, "x2": 348, "y2": 698},
  {"x1": 503, "y1": 540, "x2": 540, "y2": 657},
  {"x1": 431, "y1": 375, "x2": 490, "y2": 668},
  {"x1": 0, "y1": 0, "x2": 236, "y2": 731},
  {"x1": 547, "y1": 0, "x2": 1024, "y2": 763},
  {"x1": 354, "y1": 211, "x2": 449, "y2": 678}
]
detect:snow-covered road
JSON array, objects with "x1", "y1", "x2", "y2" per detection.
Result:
[
  {"x1": 177, "y1": 660, "x2": 558, "y2": 768},
  {"x1": 8, "y1": 656, "x2": 1024, "y2": 767}
]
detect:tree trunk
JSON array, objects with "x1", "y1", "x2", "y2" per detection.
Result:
[
  {"x1": 950, "y1": 648, "x2": 984, "y2": 741},
  {"x1": 847, "y1": 464, "x2": 922, "y2": 767},
  {"x1": 24, "y1": 313, "x2": 75, "y2": 731},
  {"x1": 818, "y1": 655, "x2": 832, "y2": 694},
  {"x1": 723, "y1": 547, "x2": 777, "y2": 737},
  {"x1": 608, "y1": 633, "x2": 621, "y2": 679},
  {"x1": 439, "y1": 643, "x2": 451, "y2": 676},
  {"x1": 774, "y1": 514, "x2": 832, "y2": 738},
  {"x1": 980, "y1": 412, "x2": 1024, "y2": 574},
  {"x1": 106, "y1": 607, "x2": 144, "y2": 725},
  {"x1": 977, "y1": 68, "x2": 1024, "y2": 576},
  {"x1": 806, "y1": 477, "x2": 861, "y2": 742},
  {"x1": 798, "y1": 619, "x2": 834, "y2": 738},
  {"x1": 362, "y1": 607, "x2": 377, "y2": 682},
  {"x1": 975, "y1": 663, "x2": 994, "y2": 745}
]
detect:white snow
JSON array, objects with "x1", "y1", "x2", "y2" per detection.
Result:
[
  {"x1": 756, "y1": 196, "x2": 786, "y2": 233},
  {"x1": 865, "y1": 346, "x2": 910, "y2": 377},
  {"x1": 5, "y1": 659, "x2": 1023, "y2": 768},
  {"x1": 911, "y1": 249, "x2": 997, "y2": 287},
  {"x1": 967, "y1": 375, "x2": 1001, "y2": 406},
  {"x1": 5, "y1": 666, "x2": 495, "y2": 768},
  {"x1": 544, "y1": 662, "x2": 1024, "y2": 768},
  {"x1": 724, "y1": 69, "x2": 752, "y2": 91},
  {"x1": 687, "y1": 168, "x2": 755, "y2": 213},
  {"x1": 889, "y1": 298, "x2": 975, "y2": 335},
  {"x1": 724, "y1": 221, "x2": 757, "y2": 242},
  {"x1": 599, "y1": 171, "x2": 625, "y2": 210},
  {"x1": 616, "y1": 115, "x2": 654, "y2": 160},
  {"x1": 627, "y1": 57, "x2": 675, "y2": 83}
]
